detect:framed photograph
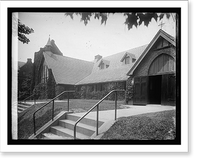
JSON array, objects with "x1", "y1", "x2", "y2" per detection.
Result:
[{"x1": 0, "y1": 0, "x2": 188, "y2": 152}]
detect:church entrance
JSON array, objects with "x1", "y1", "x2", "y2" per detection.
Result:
[
  {"x1": 133, "y1": 74, "x2": 175, "y2": 105},
  {"x1": 133, "y1": 54, "x2": 176, "y2": 106},
  {"x1": 148, "y1": 75, "x2": 162, "y2": 104}
]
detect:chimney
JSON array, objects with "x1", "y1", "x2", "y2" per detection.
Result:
[
  {"x1": 94, "y1": 55, "x2": 102, "y2": 62},
  {"x1": 27, "y1": 58, "x2": 32, "y2": 63}
]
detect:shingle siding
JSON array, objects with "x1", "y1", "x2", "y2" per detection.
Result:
[{"x1": 133, "y1": 47, "x2": 176, "y2": 77}]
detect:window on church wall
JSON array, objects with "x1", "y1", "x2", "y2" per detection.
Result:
[{"x1": 40, "y1": 64, "x2": 49, "y2": 83}]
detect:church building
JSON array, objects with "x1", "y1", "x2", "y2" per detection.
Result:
[
  {"x1": 32, "y1": 38, "x2": 93, "y2": 99},
  {"x1": 24, "y1": 29, "x2": 176, "y2": 105},
  {"x1": 127, "y1": 29, "x2": 176, "y2": 105}
]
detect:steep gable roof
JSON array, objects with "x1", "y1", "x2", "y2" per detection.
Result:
[
  {"x1": 46, "y1": 37, "x2": 52, "y2": 46},
  {"x1": 127, "y1": 29, "x2": 176, "y2": 76},
  {"x1": 43, "y1": 51, "x2": 94, "y2": 85},
  {"x1": 76, "y1": 44, "x2": 147, "y2": 85}
]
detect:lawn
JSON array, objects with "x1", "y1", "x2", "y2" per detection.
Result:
[
  {"x1": 18, "y1": 99, "x2": 125, "y2": 139},
  {"x1": 101, "y1": 110, "x2": 176, "y2": 140}
]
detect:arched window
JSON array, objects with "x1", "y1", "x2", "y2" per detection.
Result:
[
  {"x1": 41, "y1": 64, "x2": 49, "y2": 83},
  {"x1": 148, "y1": 54, "x2": 175, "y2": 75}
]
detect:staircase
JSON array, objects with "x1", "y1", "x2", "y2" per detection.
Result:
[
  {"x1": 18, "y1": 102, "x2": 32, "y2": 113},
  {"x1": 39, "y1": 113, "x2": 104, "y2": 139},
  {"x1": 30, "y1": 90, "x2": 124, "y2": 140}
]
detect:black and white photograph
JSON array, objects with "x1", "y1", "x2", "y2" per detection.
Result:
[{"x1": 0, "y1": 0, "x2": 189, "y2": 153}]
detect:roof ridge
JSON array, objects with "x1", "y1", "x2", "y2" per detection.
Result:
[
  {"x1": 102, "y1": 44, "x2": 148, "y2": 60},
  {"x1": 45, "y1": 51, "x2": 94, "y2": 64}
]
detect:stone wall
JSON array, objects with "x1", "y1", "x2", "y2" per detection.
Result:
[
  {"x1": 55, "y1": 84, "x2": 75, "y2": 100},
  {"x1": 75, "y1": 81, "x2": 126, "y2": 100}
]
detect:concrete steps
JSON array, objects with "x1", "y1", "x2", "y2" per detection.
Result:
[
  {"x1": 17, "y1": 102, "x2": 32, "y2": 113},
  {"x1": 39, "y1": 113, "x2": 104, "y2": 140}
]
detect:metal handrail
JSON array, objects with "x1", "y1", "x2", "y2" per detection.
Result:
[
  {"x1": 20, "y1": 92, "x2": 36, "y2": 103},
  {"x1": 33, "y1": 90, "x2": 75, "y2": 135},
  {"x1": 73, "y1": 89, "x2": 125, "y2": 139}
]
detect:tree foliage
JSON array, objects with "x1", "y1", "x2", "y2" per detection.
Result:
[
  {"x1": 65, "y1": 12, "x2": 174, "y2": 29},
  {"x1": 18, "y1": 19, "x2": 34, "y2": 44}
]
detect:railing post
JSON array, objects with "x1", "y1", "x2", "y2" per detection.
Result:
[
  {"x1": 34, "y1": 95, "x2": 36, "y2": 105},
  {"x1": 96, "y1": 104, "x2": 99, "y2": 136},
  {"x1": 52, "y1": 100, "x2": 54, "y2": 121},
  {"x1": 33, "y1": 113, "x2": 36, "y2": 135},
  {"x1": 74, "y1": 125, "x2": 76, "y2": 139},
  {"x1": 115, "y1": 91, "x2": 117, "y2": 120},
  {"x1": 67, "y1": 92, "x2": 69, "y2": 112}
]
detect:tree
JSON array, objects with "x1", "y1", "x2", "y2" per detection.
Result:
[
  {"x1": 18, "y1": 19, "x2": 34, "y2": 44},
  {"x1": 65, "y1": 12, "x2": 176, "y2": 30}
]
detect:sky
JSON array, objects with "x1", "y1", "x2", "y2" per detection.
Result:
[{"x1": 17, "y1": 12, "x2": 176, "y2": 62}]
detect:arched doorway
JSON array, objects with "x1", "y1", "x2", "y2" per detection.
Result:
[
  {"x1": 148, "y1": 54, "x2": 175, "y2": 104},
  {"x1": 148, "y1": 54, "x2": 175, "y2": 75}
]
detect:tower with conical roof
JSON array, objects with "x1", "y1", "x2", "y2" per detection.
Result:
[
  {"x1": 44, "y1": 35, "x2": 63, "y2": 56},
  {"x1": 33, "y1": 36, "x2": 63, "y2": 88}
]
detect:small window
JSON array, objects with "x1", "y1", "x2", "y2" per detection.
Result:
[
  {"x1": 99, "y1": 63, "x2": 104, "y2": 69},
  {"x1": 99, "y1": 60, "x2": 110, "y2": 70},
  {"x1": 125, "y1": 56, "x2": 130, "y2": 64},
  {"x1": 132, "y1": 58, "x2": 136, "y2": 63}
]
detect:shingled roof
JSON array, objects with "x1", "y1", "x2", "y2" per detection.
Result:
[
  {"x1": 43, "y1": 51, "x2": 94, "y2": 85},
  {"x1": 76, "y1": 44, "x2": 148, "y2": 85}
]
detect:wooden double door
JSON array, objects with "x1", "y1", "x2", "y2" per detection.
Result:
[{"x1": 133, "y1": 74, "x2": 176, "y2": 105}]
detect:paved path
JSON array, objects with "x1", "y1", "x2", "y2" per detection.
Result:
[
  {"x1": 71, "y1": 105, "x2": 175, "y2": 139},
  {"x1": 71, "y1": 105, "x2": 175, "y2": 122},
  {"x1": 22, "y1": 100, "x2": 67, "y2": 105}
]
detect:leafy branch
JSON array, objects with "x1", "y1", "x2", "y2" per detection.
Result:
[
  {"x1": 65, "y1": 12, "x2": 175, "y2": 29},
  {"x1": 18, "y1": 19, "x2": 34, "y2": 44}
]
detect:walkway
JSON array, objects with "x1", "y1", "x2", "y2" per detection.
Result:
[
  {"x1": 70, "y1": 105, "x2": 175, "y2": 139},
  {"x1": 72, "y1": 105, "x2": 175, "y2": 122},
  {"x1": 22, "y1": 99, "x2": 67, "y2": 105}
]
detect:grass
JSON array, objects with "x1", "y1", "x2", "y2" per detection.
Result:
[
  {"x1": 101, "y1": 110, "x2": 176, "y2": 140},
  {"x1": 18, "y1": 99, "x2": 125, "y2": 139}
]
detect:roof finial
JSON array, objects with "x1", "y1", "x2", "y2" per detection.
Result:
[
  {"x1": 46, "y1": 35, "x2": 51, "y2": 46},
  {"x1": 158, "y1": 21, "x2": 165, "y2": 30}
]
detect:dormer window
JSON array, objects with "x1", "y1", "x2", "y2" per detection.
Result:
[
  {"x1": 124, "y1": 56, "x2": 130, "y2": 64},
  {"x1": 98, "y1": 59, "x2": 110, "y2": 70},
  {"x1": 121, "y1": 52, "x2": 136, "y2": 65},
  {"x1": 99, "y1": 62, "x2": 105, "y2": 70}
]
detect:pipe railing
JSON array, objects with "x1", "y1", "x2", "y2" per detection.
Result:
[
  {"x1": 33, "y1": 90, "x2": 75, "y2": 135},
  {"x1": 73, "y1": 89, "x2": 125, "y2": 139},
  {"x1": 20, "y1": 92, "x2": 37, "y2": 104}
]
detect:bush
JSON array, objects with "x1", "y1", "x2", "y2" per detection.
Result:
[{"x1": 74, "y1": 82, "x2": 125, "y2": 101}]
